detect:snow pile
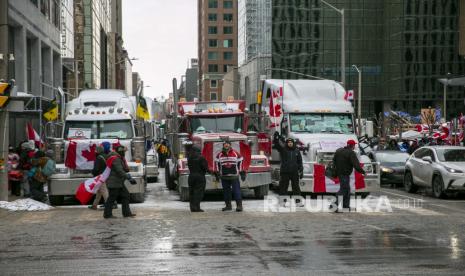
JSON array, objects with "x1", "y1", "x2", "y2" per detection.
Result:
[{"x1": 0, "y1": 199, "x2": 54, "y2": 211}]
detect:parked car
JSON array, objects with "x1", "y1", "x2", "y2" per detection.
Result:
[
  {"x1": 372, "y1": 151, "x2": 409, "y2": 186},
  {"x1": 404, "y1": 146, "x2": 465, "y2": 198}
]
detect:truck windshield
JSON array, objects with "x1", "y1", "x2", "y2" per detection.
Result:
[
  {"x1": 65, "y1": 120, "x2": 134, "y2": 139},
  {"x1": 289, "y1": 113, "x2": 354, "y2": 134},
  {"x1": 190, "y1": 115, "x2": 243, "y2": 133}
]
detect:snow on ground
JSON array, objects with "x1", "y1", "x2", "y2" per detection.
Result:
[{"x1": 0, "y1": 199, "x2": 54, "y2": 211}]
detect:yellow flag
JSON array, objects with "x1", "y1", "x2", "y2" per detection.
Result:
[
  {"x1": 137, "y1": 96, "x2": 150, "y2": 120},
  {"x1": 43, "y1": 99, "x2": 59, "y2": 121}
]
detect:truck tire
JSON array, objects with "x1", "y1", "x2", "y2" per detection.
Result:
[
  {"x1": 130, "y1": 193, "x2": 145, "y2": 203},
  {"x1": 254, "y1": 184, "x2": 269, "y2": 199},
  {"x1": 165, "y1": 165, "x2": 176, "y2": 190},
  {"x1": 48, "y1": 195, "x2": 64, "y2": 206},
  {"x1": 179, "y1": 187, "x2": 189, "y2": 202}
]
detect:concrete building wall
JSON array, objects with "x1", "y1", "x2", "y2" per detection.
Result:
[
  {"x1": 222, "y1": 66, "x2": 239, "y2": 101},
  {"x1": 185, "y1": 67, "x2": 199, "y2": 101},
  {"x1": 238, "y1": 55, "x2": 271, "y2": 111}
]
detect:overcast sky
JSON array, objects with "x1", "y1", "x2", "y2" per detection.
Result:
[{"x1": 123, "y1": 0, "x2": 197, "y2": 100}]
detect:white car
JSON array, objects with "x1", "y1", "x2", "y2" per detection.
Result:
[{"x1": 404, "y1": 146, "x2": 465, "y2": 198}]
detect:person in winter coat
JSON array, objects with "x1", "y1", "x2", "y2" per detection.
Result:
[
  {"x1": 103, "y1": 145, "x2": 137, "y2": 219},
  {"x1": 89, "y1": 145, "x2": 110, "y2": 210},
  {"x1": 29, "y1": 151, "x2": 49, "y2": 202},
  {"x1": 187, "y1": 145, "x2": 208, "y2": 212},
  {"x1": 332, "y1": 140, "x2": 366, "y2": 212},
  {"x1": 273, "y1": 132, "x2": 304, "y2": 206},
  {"x1": 215, "y1": 140, "x2": 246, "y2": 212},
  {"x1": 19, "y1": 141, "x2": 35, "y2": 197}
]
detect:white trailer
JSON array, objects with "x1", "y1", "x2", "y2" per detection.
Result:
[{"x1": 261, "y1": 79, "x2": 380, "y2": 194}]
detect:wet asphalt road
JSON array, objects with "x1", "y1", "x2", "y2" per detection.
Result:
[{"x1": 1, "y1": 172, "x2": 465, "y2": 275}]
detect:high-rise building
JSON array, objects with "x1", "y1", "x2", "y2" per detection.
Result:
[
  {"x1": 198, "y1": 0, "x2": 238, "y2": 102},
  {"x1": 269, "y1": 0, "x2": 465, "y2": 118},
  {"x1": 237, "y1": 0, "x2": 271, "y2": 110},
  {"x1": 185, "y1": 58, "x2": 199, "y2": 101},
  {"x1": 74, "y1": 0, "x2": 112, "y2": 91}
]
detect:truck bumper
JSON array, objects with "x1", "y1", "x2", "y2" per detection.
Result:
[
  {"x1": 146, "y1": 164, "x2": 159, "y2": 178},
  {"x1": 178, "y1": 172, "x2": 272, "y2": 190},
  {"x1": 297, "y1": 174, "x2": 380, "y2": 193},
  {"x1": 48, "y1": 177, "x2": 145, "y2": 196}
]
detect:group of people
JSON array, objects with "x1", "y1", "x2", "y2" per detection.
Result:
[
  {"x1": 7, "y1": 141, "x2": 56, "y2": 203},
  {"x1": 154, "y1": 139, "x2": 170, "y2": 168},
  {"x1": 374, "y1": 135, "x2": 449, "y2": 155}
]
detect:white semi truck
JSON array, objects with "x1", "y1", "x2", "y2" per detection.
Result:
[
  {"x1": 261, "y1": 79, "x2": 380, "y2": 194},
  {"x1": 47, "y1": 89, "x2": 150, "y2": 205}
]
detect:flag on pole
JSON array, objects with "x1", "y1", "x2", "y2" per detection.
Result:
[
  {"x1": 136, "y1": 94, "x2": 150, "y2": 120},
  {"x1": 75, "y1": 155, "x2": 119, "y2": 205},
  {"x1": 43, "y1": 98, "x2": 59, "y2": 121},
  {"x1": 26, "y1": 122, "x2": 44, "y2": 149}
]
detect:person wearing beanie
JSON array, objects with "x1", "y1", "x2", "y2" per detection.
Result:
[{"x1": 102, "y1": 141, "x2": 112, "y2": 154}]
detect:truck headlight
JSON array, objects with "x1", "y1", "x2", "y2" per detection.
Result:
[
  {"x1": 55, "y1": 167, "x2": 69, "y2": 174},
  {"x1": 251, "y1": 159, "x2": 266, "y2": 166},
  {"x1": 381, "y1": 166, "x2": 394, "y2": 173}
]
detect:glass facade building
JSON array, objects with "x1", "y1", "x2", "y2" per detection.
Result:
[{"x1": 271, "y1": 0, "x2": 465, "y2": 118}]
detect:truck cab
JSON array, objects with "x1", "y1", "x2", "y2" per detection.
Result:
[{"x1": 47, "y1": 89, "x2": 148, "y2": 205}]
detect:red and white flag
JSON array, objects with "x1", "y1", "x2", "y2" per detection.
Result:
[
  {"x1": 75, "y1": 155, "x2": 118, "y2": 205},
  {"x1": 65, "y1": 140, "x2": 97, "y2": 170},
  {"x1": 344, "y1": 90, "x2": 354, "y2": 101},
  {"x1": 268, "y1": 87, "x2": 283, "y2": 129},
  {"x1": 313, "y1": 164, "x2": 365, "y2": 193},
  {"x1": 26, "y1": 122, "x2": 44, "y2": 148}
]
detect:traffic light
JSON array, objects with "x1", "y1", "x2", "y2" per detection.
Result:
[{"x1": 0, "y1": 81, "x2": 11, "y2": 108}]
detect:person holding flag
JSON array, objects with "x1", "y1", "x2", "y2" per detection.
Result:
[{"x1": 103, "y1": 145, "x2": 137, "y2": 219}]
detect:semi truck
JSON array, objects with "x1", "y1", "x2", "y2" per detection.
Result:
[
  {"x1": 46, "y1": 89, "x2": 151, "y2": 205},
  {"x1": 261, "y1": 79, "x2": 380, "y2": 194},
  {"x1": 164, "y1": 100, "x2": 272, "y2": 201}
]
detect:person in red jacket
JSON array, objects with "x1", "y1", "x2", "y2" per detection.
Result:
[{"x1": 215, "y1": 140, "x2": 246, "y2": 212}]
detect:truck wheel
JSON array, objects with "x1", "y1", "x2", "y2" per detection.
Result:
[
  {"x1": 404, "y1": 171, "x2": 418, "y2": 193},
  {"x1": 165, "y1": 165, "x2": 176, "y2": 190},
  {"x1": 130, "y1": 193, "x2": 145, "y2": 203},
  {"x1": 254, "y1": 184, "x2": 269, "y2": 199},
  {"x1": 48, "y1": 195, "x2": 64, "y2": 206},
  {"x1": 179, "y1": 187, "x2": 189, "y2": 202}
]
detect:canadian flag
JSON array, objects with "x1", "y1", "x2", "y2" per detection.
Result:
[
  {"x1": 268, "y1": 87, "x2": 283, "y2": 129},
  {"x1": 344, "y1": 90, "x2": 354, "y2": 101},
  {"x1": 75, "y1": 155, "x2": 118, "y2": 205},
  {"x1": 415, "y1": 124, "x2": 429, "y2": 133},
  {"x1": 26, "y1": 122, "x2": 44, "y2": 149},
  {"x1": 65, "y1": 140, "x2": 97, "y2": 170},
  {"x1": 313, "y1": 164, "x2": 365, "y2": 193}
]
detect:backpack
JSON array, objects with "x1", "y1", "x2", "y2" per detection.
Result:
[{"x1": 42, "y1": 159, "x2": 56, "y2": 177}]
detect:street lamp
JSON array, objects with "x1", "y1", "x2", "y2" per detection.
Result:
[
  {"x1": 320, "y1": 0, "x2": 345, "y2": 85},
  {"x1": 352, "y1": 65, "x2": 361, "y2": 135}
]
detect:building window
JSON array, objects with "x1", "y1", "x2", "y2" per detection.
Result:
[
  {"x1": 211, "y1": 80, "x2": 218, "y2": 88},
  {"x1": 208, "y1": 39, "x2": 218, "y2": 47},
  {"x1": 208, "y1": 13, "x2": 217, "y2": 21},
  {"x1": 223, "y1": 39, "x2": 233, "y2": 48},
  {"x1": 223, "y1": 64, "x2": 233, "y2": 72},
  {"x1": 208, "y1": 52, "x2": 218, "y2": 60},
  {"x1": 41, "y1": 0, "x2": 50, "y2": 19},
  {"x1": 224, "y1": 1, "x2": 233, "y2": 8},
  {"x1": 208, "y1": 64, "x2": 219, "y2": 72},
  {"x1": 208, "y1": 26, "x2": 218, "y2": 34},
  {"x1": 208, "y1": 0, "x2": 218, "y2": 8},
  {"x1": 223, "y1": 52, "x2": 233, "y2": 60},
  {"x1": 210, "y1": 92, "x2": 218, "y2": 101},
  {"x1": 223, "y1": 14, "x2": 233, "y2": 22},
  {"x1": 223, "y1": 26, "x2": 233, "y2": 34},
  {"x1": 52, "y1": 0, "x2": 60, "y2": 28}
]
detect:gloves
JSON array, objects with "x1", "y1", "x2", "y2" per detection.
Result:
[
  {"x1": 240, "y1": 171, "x2": 247, "y2": 182},
  {"x1": 273, "y1": 131, "x2": 280, "y2": 142}
]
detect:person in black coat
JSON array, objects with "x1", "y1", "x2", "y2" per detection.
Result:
[
  {"x1": 187, "y1": 145, "x2": 208, "y2": 212},
  {"x1": 273, "y1": 132, "x2": 304, "y2": 206}
]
